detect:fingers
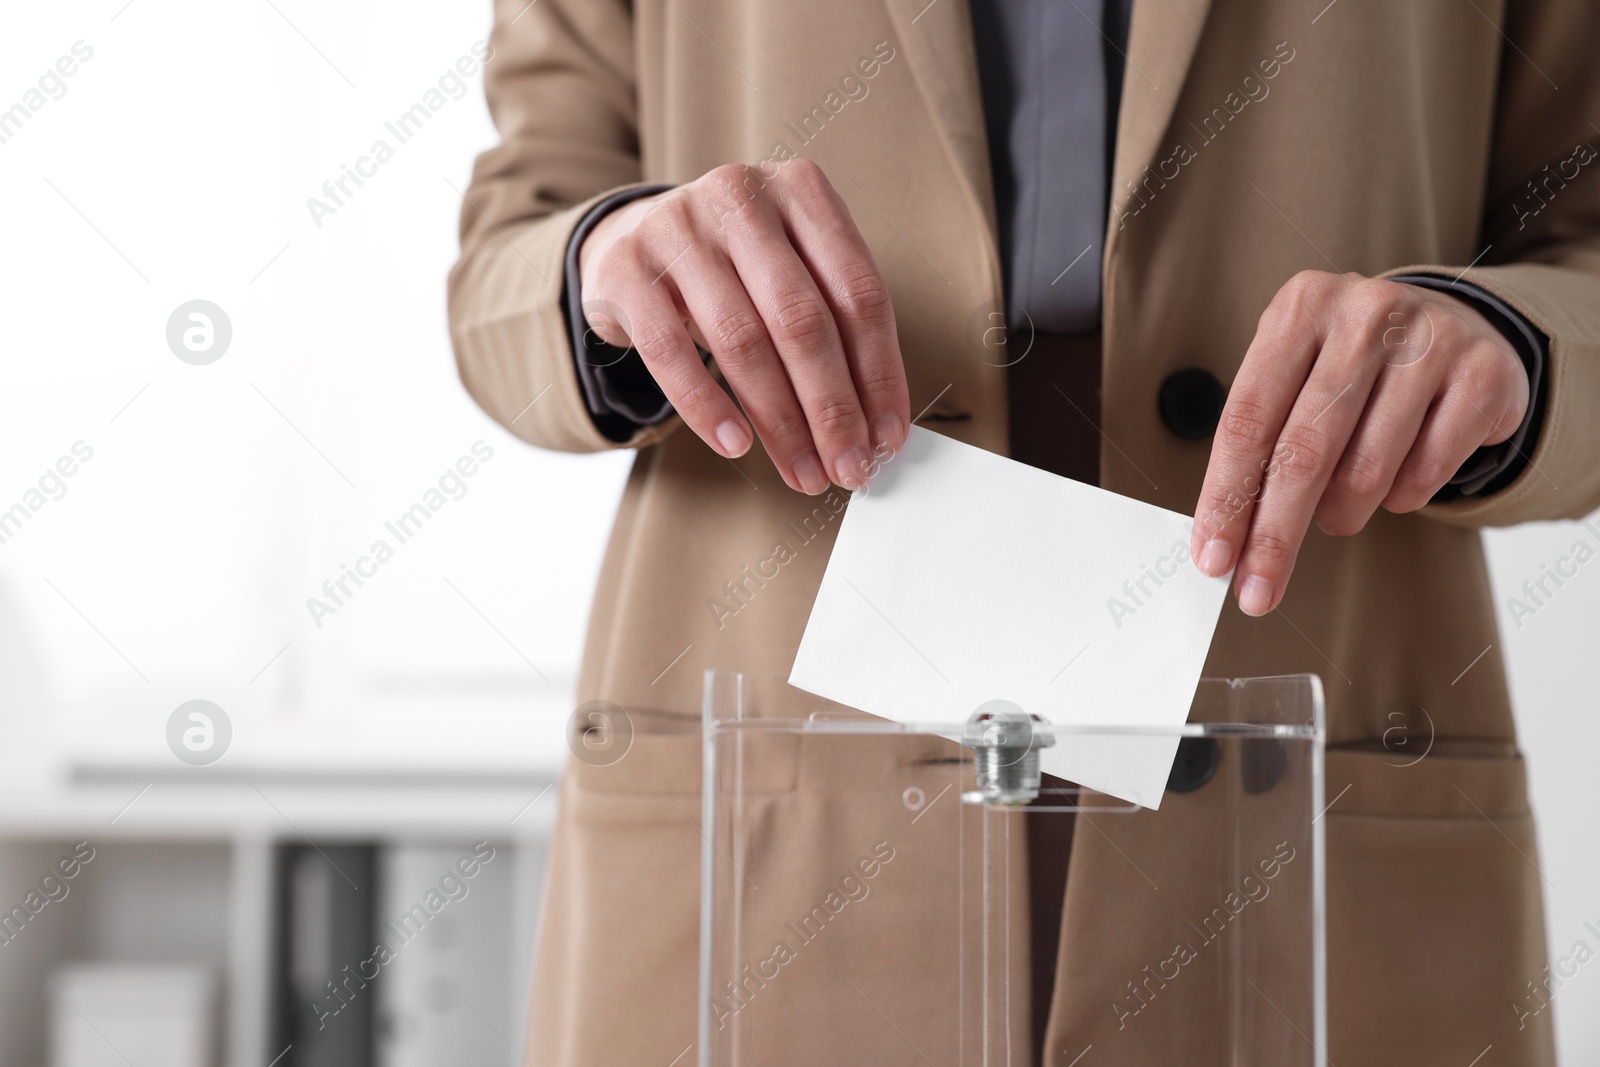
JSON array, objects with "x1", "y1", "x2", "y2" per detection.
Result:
[
  {"x1": 1382, "y1": 350, "x2": 1526, "y2": 512},
  {"x1": 723, "y1": 231, "x2": 870, "y2": 489},
  {"x1": 1190, "y1": 272, "x2": 1330, "y2": 579},
  {"x1": 601, "y1": 249, "x2": 755, "y2": 461},
  {"x1": 1323, "y1": 307, "x2": 1527, "y2": 522},
  {"x1": 1229, "y1": 320, "x2": 1386, "y2": 615},
  {"x1": 580, "y1": 161, "x2": 909, "y2": 494},
  {"x1": 1194, "y1": 273, "x2": 1532, "y2": 618},
  {"x1": 776, "y1": 163, "x2": 911, "y2": 468},
  {"x1": 716, "y1": 165, "x2": 888, "y2": 489},
  {"x1": 665, "y1": 242, "x2": 833, "y2": 493},
  {"x1": 1194, "y1": 272, "x2": 1413, "y2": 616},
  {"x1": 1313, "y1": 366, "x2": 1432, "y2": 535}
]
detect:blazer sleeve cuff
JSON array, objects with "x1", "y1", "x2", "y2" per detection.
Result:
[
  {"x1": 448, "y1": 183, "x2": 683, "y2": 454},
  {"x1": 564, "y1": 184, "x2": 679, "y2": 442},
  {"x1": 1387, "y1": 273, "x2": 1548, "y2": 500},
  {"x1": 1375, "y1": 262, "x2": 1600, "y2": 527}
]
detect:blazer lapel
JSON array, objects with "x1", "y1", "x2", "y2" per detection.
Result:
[
  {"x1": 880, "y1": 0, "x2": 998, "y2": 239},
  {"x1": 1107, "y1": 0, "x2": 1216, "y2": 253},
  {"x1": 884, "y1": 0, "x2": 1215, "y2": 265}
]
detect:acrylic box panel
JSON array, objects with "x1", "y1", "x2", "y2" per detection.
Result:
[{"x1": 699, "y1": 670, "x2": 1326, "y2": 1067}]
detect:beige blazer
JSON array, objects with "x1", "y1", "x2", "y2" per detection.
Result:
[{"x1": 448, "y1": 0, "x2": 1600, "y2": 1062}]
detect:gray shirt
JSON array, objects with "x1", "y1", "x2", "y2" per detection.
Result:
[{"x1": 969, "y1": 0, "x2": 1132, "y2": 332}]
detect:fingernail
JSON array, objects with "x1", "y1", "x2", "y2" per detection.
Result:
[
  {"x1": 1238, "y1": 575, "x2": 1275, "y2": 617},
  {"x1": 792, "y1": 451, "x2": 828, "y2": 495},
  {"x1": 714, "y1": 419, "x2": 750, "y2": 458},
  {"x1": 835, "y1": 446, "x2": 873, "y2": 489},
  {"x1": 1198, "y1": 539, "x2": 1234, "y2": 577},
  {"x1": 870, "y1": 412, "x2": 905, "y2": 453}
]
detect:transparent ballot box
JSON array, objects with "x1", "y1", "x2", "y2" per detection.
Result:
[{"x1": 699, "y1": 669, "x2": 1326, "y2": 1067}]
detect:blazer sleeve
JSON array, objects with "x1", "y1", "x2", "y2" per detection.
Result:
[
  {"x1": 446, "y1": 0, "x2": 682, "y2": 454},
  {"x1": 1381, "y1": 0, "x2": 1600, "y2": 528}
]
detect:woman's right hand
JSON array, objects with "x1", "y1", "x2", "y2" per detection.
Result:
[{"x1": 577, "y1": 159, "x2": 910, "y2": 494}]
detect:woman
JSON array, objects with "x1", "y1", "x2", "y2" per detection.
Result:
[{"x1": 448, "y1": 1, "x2": 1600, "y2": 1062}]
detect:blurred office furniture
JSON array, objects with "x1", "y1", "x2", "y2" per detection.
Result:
[
  {"x1": 273, "y1": 845, "x2": 378, "y2": 1067},
  {"x1": 374, "y1": 845, "x2": 517, "y2": 1067},
  {"x1": 0, "y1": 771, "x2": 553, "y2": 1067},
  {"x1": 49, "y1": 963, "x2": 215, "y2": 1067}
]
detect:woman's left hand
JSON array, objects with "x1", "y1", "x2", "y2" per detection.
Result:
[{"x1": 1190, "y1": 270, "x2": 1528, "y2": 616}]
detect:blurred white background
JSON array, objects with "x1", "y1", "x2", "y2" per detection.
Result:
[
  {"x1": 0, "y1": 0, "x2": 632, "y2": 772},
  {"x1": 0, "y1": 0, "x2": 1595, "y2": 1064},
  {"x1": 0, "y1": 2, "x2": 629, "y2": 1065}
]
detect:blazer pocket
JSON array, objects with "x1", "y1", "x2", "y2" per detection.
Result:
[
  {"x1": 568, "y1": 706, "x2": 799, "y2": 797},
  {"x1": 1324, "y1": 745, "x2": 1529, "y2": 819},
  {"x1": 1323, "y1": 749, "x2": 1555, "y2": 1066}
]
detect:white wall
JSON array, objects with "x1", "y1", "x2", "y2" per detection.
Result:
[
  {"x1": 1486, "y1": 523, "x2": 1600, "y2": 1059},
  {"x1": 0, "y1": 0, "x2": 632, "y2": 774}
]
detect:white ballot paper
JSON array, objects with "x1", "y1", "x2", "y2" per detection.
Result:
[{"x1": 789, "y1": 426, "x2": 1230, "y2": 808}]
